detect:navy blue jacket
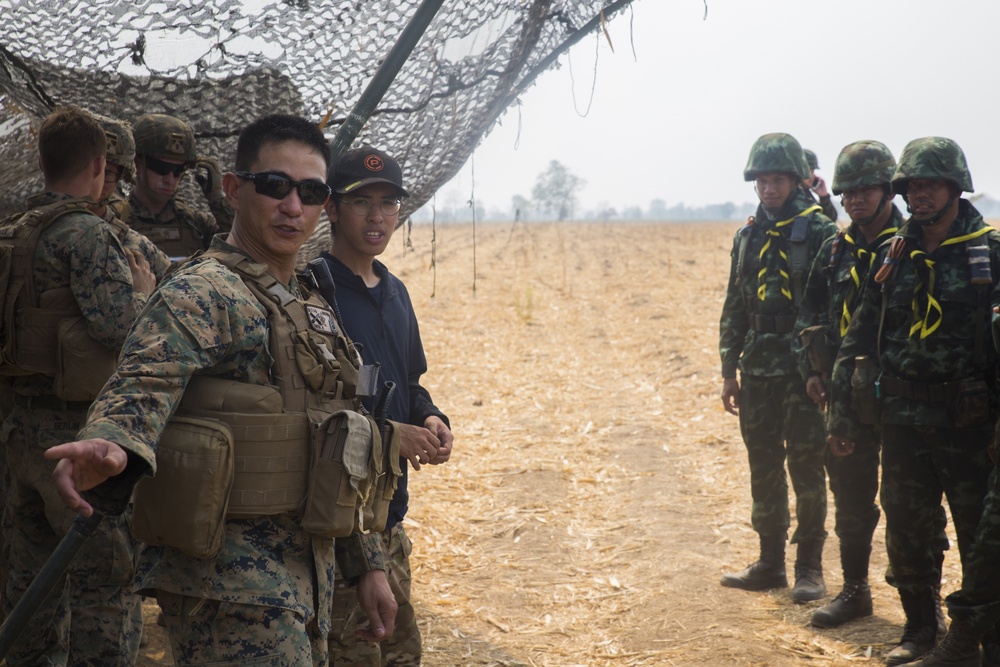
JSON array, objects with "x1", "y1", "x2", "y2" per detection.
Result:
[{"x1": 320, "y1": 252, "x2": 449, "y2": 528}]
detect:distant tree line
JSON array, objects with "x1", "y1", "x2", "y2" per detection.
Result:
[{"x1": 409, "y1": 159, "x2": 1000, "y2": 223}]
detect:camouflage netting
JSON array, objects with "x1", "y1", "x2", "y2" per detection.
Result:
[{"x1": 0, "y1": 0, "x2": 637, "y2": 256}]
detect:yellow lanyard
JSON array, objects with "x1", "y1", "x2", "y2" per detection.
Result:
[
  {"x1": 757, "y1": 205, "x2": 821, "y2": 302},
  {"x1": 838, "y1": 225, "x2": 898, "y2": 337},
  {"x1": 909, "y1": 226, "x2": 991, "y2": 339}
]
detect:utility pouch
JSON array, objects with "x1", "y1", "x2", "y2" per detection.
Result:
[
  {"x1": 53, "y1": 315, "x2": 118, "y2": 401},
  {"x1": 132, "y1": 416, "x2": 234, "y2": 559},
  {"x1": 799, "y1": 324, "x2": 837, "y2": 374},
  {"x1": 366, "y1": 421, "x2": 402, "y2": 533},
  {"x1": 301, "y1": 409, "x2": 381, "y2": 538},
  {"x1": 951, "y1": 378, "x2": 990, "y2": 429},
  {"x1": 850, "y1": 355, "x2": 882, "y2": 426}
]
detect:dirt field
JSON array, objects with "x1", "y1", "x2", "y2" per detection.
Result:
[{"x1": 138, "y1": 220, "x2": 967, "y2": 666}]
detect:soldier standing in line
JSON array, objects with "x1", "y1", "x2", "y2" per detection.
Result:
[
  {"x1": 804, "y1": 148, "x2": 839, "y2": 223},
  {"x1": 46, "y1": 114, "x2": 397, "y2": 664},
  {"x1": 316, "y1": 147, "x2": 454, "y2": 666},
  {"x1": 0, "y1": 105, "x2": 156, "y2": 666},
  {"x1": 126, "y1": 113, "x2": 233, "y2": 260},
  {"x1": 827, "y1": 137, "x2": 1000, "y2": 666},
  {"x1": 93, "y1": 117, "x2": 171, "y2": 281},
  {"x1": 719, "y1": 132, "x2": 838, "y2": 603},
  {"x1": 796, "y1": 140, "x2": 949, "y2": 629}
]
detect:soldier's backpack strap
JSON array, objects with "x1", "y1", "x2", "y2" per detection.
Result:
[
  {"x1": 788, "y1": 207, "x2": 820, "y2": 306},
  {"x1": 734, "y1": 217, "x2": 755, "y2": 289},
  {"x1": 0, "y1": 198, "x2": 94, "y2": 373}
]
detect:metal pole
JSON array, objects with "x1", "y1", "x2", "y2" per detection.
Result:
[
  {"x1": 327, "y1": 0, "x2": 446, "y2": 174},
  {"x1": 0, "y1": 513, "x2": 104, "y2": 659}
]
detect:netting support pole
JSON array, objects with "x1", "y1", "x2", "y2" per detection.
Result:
[{"x1": 327, "y1": 0, "x2": 446, "y2": 175}]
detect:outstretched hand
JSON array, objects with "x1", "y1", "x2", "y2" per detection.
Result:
[{"x1": 44, "y1": 439, "x2": 128, "y2": 516}]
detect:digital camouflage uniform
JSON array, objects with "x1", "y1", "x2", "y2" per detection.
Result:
[
  {"x1": 125, "y1": 191, "x2": 232, "y2": 260},
  {"x1": 126, "y1": 113, "x2": 233, "y2": 260},
  {"x1": 1, "y1": 191, "x2": 149, "y2": 666},
  {"x1": 827, "y1": 137, "x2": 1000, "y2": 664},
  {"x1": 99, "y1": 197, "x2": 172, "y2": 282},
  {"x1": 76, "y1": 235, "x2": 384, "y2": 666}
]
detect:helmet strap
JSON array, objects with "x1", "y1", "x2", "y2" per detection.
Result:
[
  {"x1": 905, "y1": 194, "x2": 957, "y2": 226},
  {"x1": 854, "y1": 193, "x2": 889, "y2": 227}
]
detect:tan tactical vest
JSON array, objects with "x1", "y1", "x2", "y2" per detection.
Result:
[
  {"x1": 0, "y1": 198, "x2": 129, "y2": 400},
  {"x1": 133, "y1": 250, "x2": 398, "y2": 557}
]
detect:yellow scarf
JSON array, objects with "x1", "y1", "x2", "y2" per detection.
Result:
[
  {"x1": 909, "y1": 226, "x2": 991, "y2": 338},
  {"x1": 757, "y1": 205, "x2": 822, "y2": 302},
  {"x1": 838, "y1": 225, "x2": 899, "y2": 336}
]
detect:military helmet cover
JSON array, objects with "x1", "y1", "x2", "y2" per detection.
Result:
[
  {"x1": 831, "y1": 140, "x2": 896, "y2": 195},
  {"x1": 891, "y1": 136, "x2": 973, "y2": 195},
  {"x1": 132, "y1": 113, "x2": 197, "y2": 163},
  {"x1": 744, "y1": 133, "x2": 811, "y2": 182},
  {"x1": 804, "y1": 149, "x2": 819, "y2": 171},
  {"x1": 96, "y1": 116, "x2": 137, "y2": 183}
]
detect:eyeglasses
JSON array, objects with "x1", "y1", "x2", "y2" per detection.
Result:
[
  {"x1": 235, "y1": 171, "x2": 331, "y2": 206},
  {"x1": 341, "y1": 194, "x2": 402, "y2": 217},
  {"x1": 144, "y1": 156, "x2": 187, "y2": 178}
]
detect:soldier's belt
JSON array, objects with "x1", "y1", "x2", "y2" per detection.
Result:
[
  {"x1": 878, "y1": 375, "x2": 965, "y2": 404},
  {"x1": 750, "y1": 313, "x2": 797, "y2": 334},
  {"x1": 13, "y1": 393, "x2": 91, "y2": 412}
]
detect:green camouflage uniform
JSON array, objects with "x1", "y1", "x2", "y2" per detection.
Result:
[
  {"x1": 795, "y1": 207, "x2": 902, "y2": 553},
  {"x1": 76, "y1": 235, "x2": 384, "y2": 665},
  {"x1": 1, "y1": 191, "x2": 148, "y2": 666},
  {"x1": 720, "y1": 187, "x2": 838, "y2": 543},
  {"x1": 827, "y1": 200, "x2": 1000, "y2": 595}
]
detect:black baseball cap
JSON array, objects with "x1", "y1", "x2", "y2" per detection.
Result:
[{"x1": 329, "y1": 146, "x2": 409, "y2": 197}]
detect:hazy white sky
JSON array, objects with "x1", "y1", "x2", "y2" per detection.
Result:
[{"x1": 435, "y1": 0, "x2": 1000, "y2": 214}]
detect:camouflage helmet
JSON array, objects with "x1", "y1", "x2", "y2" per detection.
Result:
[
  {"x1": 831, "y1": 140, "x2": 896, "y2": 195},
  {"x1": 804, "y1": 149, "x2": 819, "y2": 171},
  {"x1": 96, "y1": 116, "x2": 136, "y2": 184},
  {"x1": 132, "y1": 113, "x2": 197, "y2": 163},
  {"x1": 891, "y1": 136, "x2": 973, "y2": 195},
  {"x1": 743, "y1": 133, "x2": 811, "y2": 182}
]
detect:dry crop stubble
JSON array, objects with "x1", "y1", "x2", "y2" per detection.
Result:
[{"x1": 139, "y1": 220, "x2": 970, "y2": 666}]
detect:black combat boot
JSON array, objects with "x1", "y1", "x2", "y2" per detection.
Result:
[
  {"x1": 720, "y1": 533, "x2": 787, "y2": 591},
  {"x1": 791, "y1": 539, "x2": 826, "y2": 603},
  {"x1": 811, "y1": 579, "x2": 872, "y2": 627},
  {"x1": 886, "y1": 588, "x2": 939, "y2": 666},
  {"x1": 893, "y1": 620, "x2": 982, "y2": 667},
  {"x1": 812, "y1": 540, "x2": 871, "y2": 626}
]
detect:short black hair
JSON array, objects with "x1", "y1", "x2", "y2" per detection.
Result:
[
  {"x1": 234, "y1": 114, "x2": 329, "y2": 172},
  {"x1": 38, "y1": 106, "x2": 106, "y2": 182}
]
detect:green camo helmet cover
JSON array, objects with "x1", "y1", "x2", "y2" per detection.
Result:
[
  {"x1": 804, "y1": 149, "x2": 819, "y2": 171},
  {"x1": 744, "y1": 133, "x2": 811, "y2": 181},
  {"x1": 831, "y1": 140, "x2": 896, "y2": 195},
  {"x1": 132, "y1": 113, "x2": 197, "y2": 163},
  {"x1": 891, "y1": 136, "x2": 973, "y2": 195},
  {"x1": 96, "y1": 116, "x2": 137, "y2": 184}
]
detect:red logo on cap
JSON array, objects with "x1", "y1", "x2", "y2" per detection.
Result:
[{"x1": 364, "y1": 154, "x2": 384, "y2": 172}]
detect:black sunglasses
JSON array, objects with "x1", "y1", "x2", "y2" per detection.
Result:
[
  {"x1": 144, "y1": 155, "x2": 187, "y2": 178},
  {"x1": 234, "y1": 171, "x2": 331, "y2": 206}
]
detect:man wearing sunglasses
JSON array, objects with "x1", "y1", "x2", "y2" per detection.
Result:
[
  {"x1": 127, "y1": 113, "x2": 233, "y2": 260},
  {"x1": 45, "y1": 115, "x2": 396, "y2": 665},
  {"x1": 314, "y1": 147, "x2": 454, "y2": 667}
]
